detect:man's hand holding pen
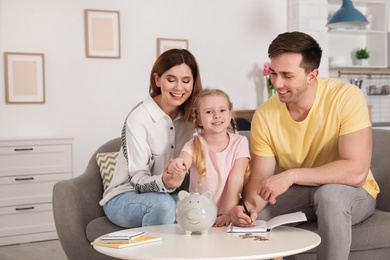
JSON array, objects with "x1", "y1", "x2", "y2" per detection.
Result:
[{"x1": 231, "y1": 194, "x2": 257, "y2": 227}]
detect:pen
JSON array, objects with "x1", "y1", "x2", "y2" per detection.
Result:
[{"x1": 238, "y1": 193, "x2": 251, "y2": 217}]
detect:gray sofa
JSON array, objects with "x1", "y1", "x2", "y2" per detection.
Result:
[
  {"x1": 53, "y1": 129, "x2": 390, "y2": 260},
  {"x1": 53, "y1": 137, "x2": 122, "y2": 260}
]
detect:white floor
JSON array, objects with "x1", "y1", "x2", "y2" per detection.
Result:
[{"x1": 0, "y1": 239, "x2": 68, "y2": 260}]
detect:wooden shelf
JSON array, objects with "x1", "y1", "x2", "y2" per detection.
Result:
[{"x1": 233, "y1": 109, "x2": 255, "y2": 122}]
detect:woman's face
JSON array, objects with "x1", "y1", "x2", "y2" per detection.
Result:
[{"x1": 153, "y1": 63, "x2": 194, "y2": 108}]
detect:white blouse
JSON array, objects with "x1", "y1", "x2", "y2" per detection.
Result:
[{"x1": 100, "y1": 94, "x2": 193, "y2": 206}]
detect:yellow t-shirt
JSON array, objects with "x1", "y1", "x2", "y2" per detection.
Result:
[{"x1": 251, "y1": 77, "x2": 379, "y2": 199}]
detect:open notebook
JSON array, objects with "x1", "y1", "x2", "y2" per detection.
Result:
[{"x1": 227, "y1": 211, "x2": 307, "y2": 233}]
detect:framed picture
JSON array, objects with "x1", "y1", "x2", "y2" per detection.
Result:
[
  {"x1": 157, "y1": 38, "x2": 188, "y2": 57},
  {"x1": 4, "y1": 52, "x2": 45, "y2": 104},
  {"x1": 84, "y1": 9, "x2": 121, "y2": 58}
]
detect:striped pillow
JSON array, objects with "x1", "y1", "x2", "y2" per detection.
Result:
[{"x1": 96, "y1": 152, "x2": 119, "y2": 190}]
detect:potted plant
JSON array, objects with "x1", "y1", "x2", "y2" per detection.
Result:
[{"x1": 355, "y1": 48, "x2": 370, "y2": 66}]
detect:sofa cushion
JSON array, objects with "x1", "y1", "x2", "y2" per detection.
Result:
[
  {"x1": 96, "y1": 152, "x2": 119, "y2": 190},
  {"x1": 86, "y1": 217, "x2": 124, "y2": 242},
  {"x1": 297, "y1": 209, "x2": 390, "y2": 252},
  {"x1": 371, "y1": 129, "x2": 390, "y2": 212}
]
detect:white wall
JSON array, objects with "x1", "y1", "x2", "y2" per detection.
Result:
[{"x1": 0, "y1": 0, "x2": 288, "y2": 176}]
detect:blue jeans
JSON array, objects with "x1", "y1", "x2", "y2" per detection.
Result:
[
  {"x1": 258, "y1": 184, "x2": 376, "y2": 260},
  {"x1": 104, "y1": 191, "x2": 179, "y2": 228}
]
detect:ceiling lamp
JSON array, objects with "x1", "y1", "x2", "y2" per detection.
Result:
[{"x1": 326, "y1": 0, "x2": 369, "y2": 28}]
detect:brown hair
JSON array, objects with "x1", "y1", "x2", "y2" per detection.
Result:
[
  {"x1": 190, "y1": 89, "x2": 241, "y2": 184},
  {"x1": 149, "y1": 49, "x2": 202, "y2": 122},
  {"x1": 268, "y1": 31, "x2": 322, "y2": 74}
]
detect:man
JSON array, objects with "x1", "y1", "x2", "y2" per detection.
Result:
[{"x1": 231, "y1": 31, "x2": 379, "y2": 260}]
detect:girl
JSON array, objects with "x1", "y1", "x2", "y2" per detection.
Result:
[
  {"x1": 168, "y1": 89, "x2": 250, "y2": 227},
  {"x1": 100, "y1": 49, "x2": 203, "y2": 227}
]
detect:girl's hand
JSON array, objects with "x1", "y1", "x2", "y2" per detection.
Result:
[
  {"x1": 213, "y1": 214, "x2": 231, "y2": 227},
  {"x1": 168, "y1": 158, "x2": 187, "y2": 175}
]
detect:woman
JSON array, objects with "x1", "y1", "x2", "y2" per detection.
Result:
[{"x1": 100, "y1": 49, "x2": 203, "y2": 227}]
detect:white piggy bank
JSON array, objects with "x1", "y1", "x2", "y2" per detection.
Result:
[{"x1": 176, "y1": 190, "x2": 217, "y2": 236}]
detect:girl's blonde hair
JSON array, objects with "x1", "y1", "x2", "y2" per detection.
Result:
[{"x1": 191, "y1": 89, "x2": 250, "y2": 184}]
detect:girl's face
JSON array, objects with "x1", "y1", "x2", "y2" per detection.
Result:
[
  {"x1": 153, "y1": 63, "x2": 194, "y2": 108},
  {"x1": 197, "y1": 95, "x2": 232, "y2": 134}
]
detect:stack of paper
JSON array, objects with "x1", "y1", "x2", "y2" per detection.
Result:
[
  {"x1": 100, "y1": 231, "x2": 145, "y2": 242},
  {"x1": 92, "y1": 230, "x2": 162, "y2": 248}
]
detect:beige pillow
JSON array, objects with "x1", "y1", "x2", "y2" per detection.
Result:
[{"x1": 96, "y1": 152, "x2": 119, "y2": 190}]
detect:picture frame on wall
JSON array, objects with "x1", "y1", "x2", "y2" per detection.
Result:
[
  {"x1": 84, "y1": 9, "x2": 121, "y2": 58},
  {"x1": 4, "y1": 52, "x2": 45, "y2": 104},
  {"x1": 157, "y1": 38, "x2": 188, "y2": 57}
]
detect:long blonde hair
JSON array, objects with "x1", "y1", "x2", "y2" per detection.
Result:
[{"x1": 191, "y1": 89, "x2": 240, "y2": 184}]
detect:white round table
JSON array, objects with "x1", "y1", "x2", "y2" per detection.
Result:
[{"x1": 93, "y1": 224, "x2": 321, "y2": 260}]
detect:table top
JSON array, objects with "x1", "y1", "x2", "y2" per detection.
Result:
[{"x1": 93, "y1": 224, "x2": 321, "y2": 260}]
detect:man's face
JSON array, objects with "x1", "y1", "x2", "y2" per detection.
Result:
[{"x1": 269, "y1": 53, "x2": 314, "y2": 104}]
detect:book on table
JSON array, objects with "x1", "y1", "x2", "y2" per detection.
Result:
[
  {"x1": 92, "y1": 230, "x2": 162, "y2": 248},
  {"x1": 92, "y1": 235, "x2": 162, "y2": 248},
  {"x1": 100, "y1": 230, "x2": 145, "y2": 242},
  {"x1": 227, "y1": 211, "x2": 307, "y2": 233}
]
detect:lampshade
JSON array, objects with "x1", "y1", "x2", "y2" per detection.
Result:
[{"x1": 326, "y1": 0, "x2": 369, "y2": 28}]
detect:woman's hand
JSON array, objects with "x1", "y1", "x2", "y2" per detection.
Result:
[{"x1": 162, "y1": 159, "x2": 187, "y2": 190}]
